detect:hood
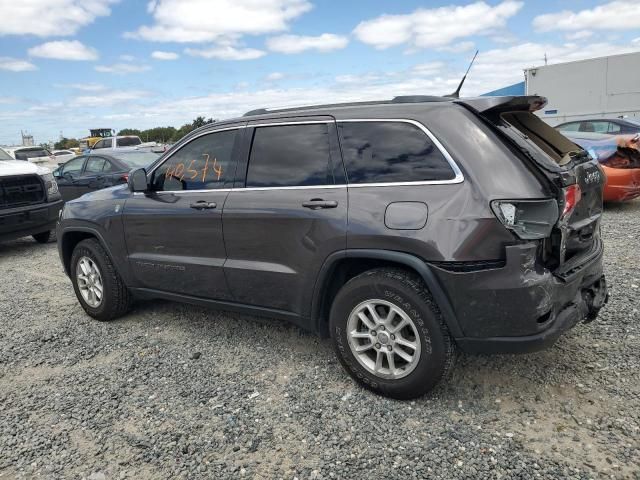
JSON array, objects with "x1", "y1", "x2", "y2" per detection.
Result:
[{"x1": 0, "y1": 160, "x2": 50, "y2": 177}]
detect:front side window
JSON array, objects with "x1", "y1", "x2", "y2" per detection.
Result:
[
  {"x1": 557, "y1": 122, "x2": 580, "y2": 132},
  {"x1": 152, "y1": 130, "x2": 237, "y2": 191},
  {"x1": 338, "y1": 121, "x2": 455, "y2": 184},
  {"x1": 246, "y1": 124, "x2": 332, "y2": 187},
  {"x1": 61, "y1": 156, "x2": 85, "y2": 175}
]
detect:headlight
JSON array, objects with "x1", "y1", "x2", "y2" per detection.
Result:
[{"x1": 40, "y1": 173, "x2": 61, "y2": 200}]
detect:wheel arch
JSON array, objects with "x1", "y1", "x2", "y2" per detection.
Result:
[
  {"x1": 59, "y1": 227, "x2": 119, "y2": 277},
  {"x1": 311, "y1": 249, "x2": 463, "y2": 338}
]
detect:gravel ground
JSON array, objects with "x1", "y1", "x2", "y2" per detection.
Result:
[{"x1": 0, "y1": 201, "x2": 638, "y2": 480}]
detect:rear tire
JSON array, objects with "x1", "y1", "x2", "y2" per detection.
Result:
[
  {"x1": 70, "y1": 238, "x2": 132, "y2": 321},
  {"x1": 32, "y1": 231, "x2": 51, "y2": 243},
  {"x1": 329, "y1": 268, "x2": 456, "y2": 399}
]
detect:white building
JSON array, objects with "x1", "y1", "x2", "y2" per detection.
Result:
[{"x1": 525, "y1": 51, "x2": 640, "y2": 126}]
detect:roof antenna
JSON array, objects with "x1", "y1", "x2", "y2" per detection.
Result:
[{"x1": 446, "y1": 50, "x2": 479, "y2": 99}]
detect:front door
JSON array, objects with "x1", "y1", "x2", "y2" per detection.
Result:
[
  {"x1": 122, "y1": 127, "x2": 241, "y2": 300},
  {"x1": 55, "y1": 156, "x2": 87, "y2": 201},
  {"x1": 223, "y1": 118, "x2": 347, "y2": 316}
]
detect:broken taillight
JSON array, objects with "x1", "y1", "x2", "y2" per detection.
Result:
[
  {"x1": 561, "y1": 184, "x2": 582, "y2": 218},
  {"x1": 491, "y1": 199, "x2": 559, "y2": 240}
]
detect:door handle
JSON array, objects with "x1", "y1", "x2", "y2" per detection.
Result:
[
  {"x1": 190, "y1": 201, "x2": 217, "y2": 210},
  {"x1": 302, "y1": 199, "x2": 338, "y2": 210}
]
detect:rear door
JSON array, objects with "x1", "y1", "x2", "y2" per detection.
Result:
[
  {"x1": 122, "y1": 127, "x2": 242, "y2": 299},
  {"x1": 222, "y1": 117, "x2": 347, "y2": 316}
]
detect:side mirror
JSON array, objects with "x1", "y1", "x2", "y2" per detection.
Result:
[
  {"x1": 53, "y1": 168, "x2": 61, "y2": 178},
  {"x1": 128, "y1": 168, "x2": 148, "y2": 192}
]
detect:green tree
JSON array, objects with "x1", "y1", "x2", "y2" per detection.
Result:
[
  {"x1": 54, "y1": 137, "x2": 80, "y2": 150},
  {"x1": 117, "y1": 117, "x2": 215, "y2": 144}
]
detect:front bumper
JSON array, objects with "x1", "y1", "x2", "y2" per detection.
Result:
[
  {"x1": 0, "y1": 199, "x2": 63, "y2": 242},
  {"x1": 432, "y1": 240, "x2": 607, "y2": 354}
]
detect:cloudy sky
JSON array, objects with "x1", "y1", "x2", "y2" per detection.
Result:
[{"x1": 1, "y1": 0, "x2": 639, "y2": 144}]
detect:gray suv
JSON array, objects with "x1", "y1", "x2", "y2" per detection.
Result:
[{"x1": 57, "y1": 95, "x2": 608, "y2": 399}]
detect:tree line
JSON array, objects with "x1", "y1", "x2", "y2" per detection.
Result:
[{"x1": 54, "y1": 116, "x2": 215, "y2": 150}]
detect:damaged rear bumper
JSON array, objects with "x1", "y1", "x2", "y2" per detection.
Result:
[{"x1": 431, "y1": 239, "x2": 607, "y2": 354}]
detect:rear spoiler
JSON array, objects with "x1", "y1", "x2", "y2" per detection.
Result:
[{"x1": 455, "y1": 95, "x2": 548, "y2": 114}]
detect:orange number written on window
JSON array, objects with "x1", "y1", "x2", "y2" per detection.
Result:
[{"x1": 164, "y1": 154, "x2": 223, "y2": 183}]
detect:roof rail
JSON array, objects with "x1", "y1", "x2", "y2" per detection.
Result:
[
  {"x1": 391, "y1": 95, "x2": 450, "y2": 103},
  {"x1": 242, "y1": 95, "x2": 451, "y2": 117}
]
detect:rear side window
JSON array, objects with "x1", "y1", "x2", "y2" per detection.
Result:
[
  {"x1": 152, "y1": 129, "x2": 237, "y2": 191},
  {"x1": 117, "y1": 137, "x2": 141, "y2": 147},
  {"x1": 337, "y1": 121, "x2": 455, "y2": 184},
  {"x1": 85, "y1": 157, "x2": 109, "y2": 174},
  {"x1": 0, "y1": 148, "x2": 12, "y2": 160},
  {"x1": 246, "y1": 124, "x2": 333, "y2": 188}
]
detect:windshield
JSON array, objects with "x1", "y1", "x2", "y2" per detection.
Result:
[
  {"x1": 15, "y1": 148, "x2": 51, "y2": 160},
  {"x1": 0, "y1": 148, "x2": 12, "y2": 160},
  {"x1": 112, "y1": 151, "x2": 159, "y2": 168}
]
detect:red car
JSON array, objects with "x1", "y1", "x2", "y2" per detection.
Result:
[{"x1": 561, "y1": 131, "x2": 640, "y2": 202}]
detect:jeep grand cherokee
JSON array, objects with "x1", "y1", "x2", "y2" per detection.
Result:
[{"x1": 57, "y1": 95, "x2": 608, "y2": 399}]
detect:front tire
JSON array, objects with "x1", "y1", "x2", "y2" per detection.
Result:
[
  {"x1": 330, "y1": 268, "x2": 456, "y2": 399},
  {"x1": 70, "y1": 238, "x2": 132, "y2": 321}
]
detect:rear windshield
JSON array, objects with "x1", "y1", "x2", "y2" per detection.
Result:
[
  {"x1": 0, "y1": 148, "x2": 12, "y2": 160},
  {"x1": 15, "y1": 148, "x2": 51, "y2": 160},
  {"x1": 117, "y1": 137, "x2": 142, "y2": 147},
  {"x1": 501, "y1": 111, "x2": 584, "y2": 165}
]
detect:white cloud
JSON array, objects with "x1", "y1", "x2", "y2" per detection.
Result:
[
  {"x1": 0, "y1": 97, "x2": 18, "y2": 105},
  {"x1": 119, "y1": 54, "x2": 135, "y2": 62},
  {"x1": 633, "y1": 37, "x2": 640, "y2": 46},
  {"x1": 151, "y1": 51, "x2": 180, "y2": 60},
  {"x1": 0, "y1": 57, "x2": 37, "y2": 72},
  {"x1": 94, "y1": 63, "x2": 151, "y2": 74},
  {"x1": 266, "y1": 33, "x2": 348, "y2": 54},
  {"x1": 28, "y1": 40, "x2": 98, "y2": 61},
  {"x1": 353, "y1": 1, "x2": 523, "y2": 49},
  {"x1": 265, "y1": 72, "x2": 285, "y2": 81},
  {"x1": 127, "y1": 0, "x2": 312, "y2": 43},
  {"x1": 437, "y1": 41, "x2": 475, "y2": 53},
  {"x1": 57, "y1": 83, "x2": 106, "y2": 91},
  {"x1": 185, "y1": 45, "x2": 266, "y2": 61},
  {"x1": 71, "y1": 90, "x2": 151, "y2": 108},
  {"x1": 533, "y1": 1, "x2": 640, "y2": 32},
  {"x1": 565, "y1": 31, "x2": 593, "y2": 41},
  {"x1": 0, "y1": 0, "x2": 117, "y2": 37}
]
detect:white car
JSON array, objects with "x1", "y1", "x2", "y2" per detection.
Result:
[
  {"x1": 2, "y1": 146, "x2": 57, "y2": 169},
  {"x1": 90, "y1": 136, "x2": 158, "y2": 150},
  {"x1": 0, "y1": 150, "x2": 63, "y2": 243},
  {"x1": 52, "y1": 150, "x2": 77, "y2": 164}
]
